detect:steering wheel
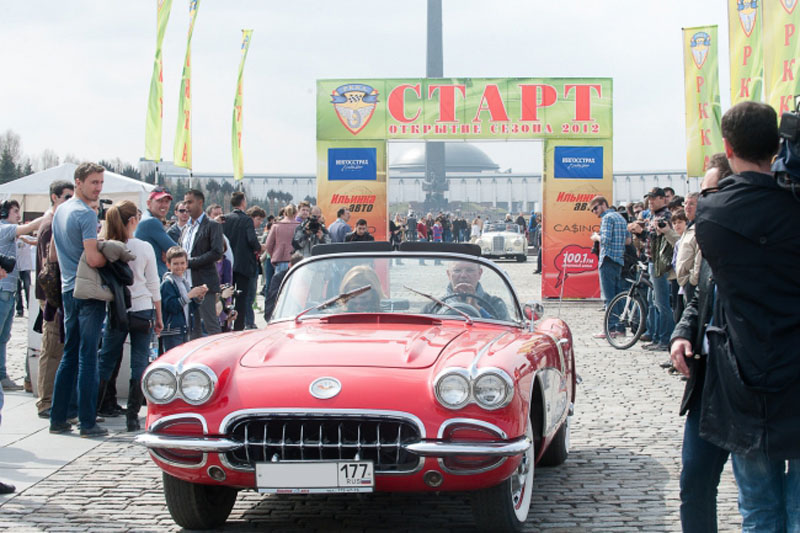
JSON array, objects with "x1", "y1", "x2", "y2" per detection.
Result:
[{"x1": 436, "y1": 292, "x2": 500, "y2": 318}]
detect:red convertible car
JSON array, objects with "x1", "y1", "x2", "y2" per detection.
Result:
[{"x1": 136, "y1": 243, "x2": 576, "y2": 531}]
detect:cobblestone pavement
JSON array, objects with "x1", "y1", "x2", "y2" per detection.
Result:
[{"x1": 0, "y1": 261, "x2": 741, "y2": 532}]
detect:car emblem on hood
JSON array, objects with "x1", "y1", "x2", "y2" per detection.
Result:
[{"x1": 310, "y1": 377, "x2": 342, "y2": 400}]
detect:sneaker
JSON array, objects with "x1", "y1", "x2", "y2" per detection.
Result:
[
  {"x1": 640, "y1": 334, "x2": 653, "y2": 343},
  {"x1": 592, "y1": 332, "x2": 607, "y2": 339},
  {"x1": 49, "y1": 422, "x2": 73, "y2": 434},
  {"x1": 646, "y1": 343, "x2": 669, "y2": 352},
  {"x1": 0, "y1": 378, "x2": 22, "y2": 391},
  {"x1": 38, "y1": 408, "x2": 51, "y2": 419},
  {"x1": 67, "y1": 417, "x2": 78, "y2": 425},
  {"x1": 641, "y1": 342, "x2": 657, "y2": 349},
  {"x1": 659, "y1": 361, "x2": 673, "y2": 369},
  {"x1": 15, "y1": 311, "x2": 23, "y2": 318},
  {"x1": 79, "y1": 425, "x2": 108, "y2": 438},
  {"x1": 0, "y1": 481, "x2": 15, "y2": 494}
]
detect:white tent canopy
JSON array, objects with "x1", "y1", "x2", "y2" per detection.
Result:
[{"x1": 0, "y1": 163, "x2": 155, "y2": 215}]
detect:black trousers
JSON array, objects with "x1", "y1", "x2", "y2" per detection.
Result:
[
  {"x1": 233, "y1": 272, "x2": 253, "y2": 331},
  {"x1": 16, "y1": 270, "x2": 31, "y2": 313}
]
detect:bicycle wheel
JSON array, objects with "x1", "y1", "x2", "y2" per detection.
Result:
[{"x1": 604, "y1": 292, "x2": 647, "y2": 349}]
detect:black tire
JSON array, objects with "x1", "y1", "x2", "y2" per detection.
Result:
[
  {"x1": 603, "y1": 293, "x2": 646, "y2": 350},
  {"x1": 538, "y1": 416, "x2": 570, "y2": 467},
  {"x1": 516, "y1": 254, "x2": 527, "y2": 262},
  {"x1": 162, "y1": 472, "x2": 238, "y2": 530},
  {"x1": 471, "y1": 423, "x2": 534, "y2": 532}
]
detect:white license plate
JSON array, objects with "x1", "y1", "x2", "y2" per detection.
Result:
[{"x1": 255, "y1": 461, "x2": 374, "y2": 494}]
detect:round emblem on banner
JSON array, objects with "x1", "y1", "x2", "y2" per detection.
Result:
[{"x1": 310, "y1": 377, "x2": 342, "y2": 400}]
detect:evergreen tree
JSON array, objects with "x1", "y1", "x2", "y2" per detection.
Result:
[{"x1": 0, "y1": 148, "x2": 17, "y2": 183}]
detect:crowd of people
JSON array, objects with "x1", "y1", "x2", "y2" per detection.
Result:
[{"x1": 589, "y1": 101, "x2": 799, "y2": 531}]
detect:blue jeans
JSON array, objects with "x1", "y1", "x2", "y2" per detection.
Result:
[
  {"x1": 599, "y1": 260, "x2": 627, "y2": 332},
  {"x1": 50, "y1": 291, "x2": 106, "y2": 429},
  {"x1": 732, "y1": 452, "x2": 800, "y2": 532},
  {"x1": 97, "y1": 309, "x2": 153, "y2": 384},
  {"x1": 647, "y1": 264, "x2": 674, "y2": 345},
  {"x1": 680, "y1": 407, "x2": 730, "y2": 532},
  {"x1": 0, "y1": 289, "x2": 16, "y2": 380},
  {"x1": 273, "y1": 261, "x2": 289, "y2": 274}
]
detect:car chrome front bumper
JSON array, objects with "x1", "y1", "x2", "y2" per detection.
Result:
[{"x1": 136, "y1": 433, "x2": 531, "y2": 458}]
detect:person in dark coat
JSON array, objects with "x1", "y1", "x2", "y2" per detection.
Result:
[
  {"x1": 691, "y1": 101, "x2": 800, "y2": 531},
  {"x1": 222, "y1": 192, "x2": 263, "y2": 331},
  {"x1": 344, "y1": 219, "x2": 375, "y2": 242},
  {"x1": 263, "y1": 252, "x2": 303, "y2": 321},
  {"x1": 181, "y1": 189, "x2": 224, "y2": 339}
]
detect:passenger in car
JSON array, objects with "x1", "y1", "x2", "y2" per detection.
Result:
[{"x1": 339, "y1": 265, "x2": 385, "y2": 313}]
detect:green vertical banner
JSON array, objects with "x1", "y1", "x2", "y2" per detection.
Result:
[
  {"x1": 728, "y1": 0, "x2": 764, "y2": 104},
  {"x1": 763, "y1": 0, "x2": 800, "y2": 115},
  {"x1": 232, "y1": 30, "x2": 253, "y2": 181},
  {"x1": 144, "y1": 0, "x2": 173, "y2": 161},
  {"x1": 683, "y1": 26, "x2": 723, "y2": 177},
  {"x1": 173, "y1": 0, "x2": 199, "y2": 169}
]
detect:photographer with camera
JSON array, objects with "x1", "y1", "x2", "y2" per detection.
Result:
[
  {"x1": 673, "y1": 101, "x2": 800, "y2": 531},
  {"x1": 292, "y1": 205, "x2": 330, "y2": 257},
  {"x1": 0, "y1": 199, "x2": 50, "y2": 392}
]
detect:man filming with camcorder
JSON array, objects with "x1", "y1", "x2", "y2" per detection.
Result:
[
  {"x1": 671, "y1": 100, "x2": 800, "y2": 531},
  {"x1": 292, "y1": 205, "x2": 330, "y2": 257}
]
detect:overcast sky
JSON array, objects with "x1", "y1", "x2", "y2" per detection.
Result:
[{"x1": 0, "y1": 1, "x2": 731, "y2": 174}]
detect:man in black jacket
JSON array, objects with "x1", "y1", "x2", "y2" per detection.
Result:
[
  {"x1": 223, "y1": 192, "x2": 263, "y2": 331},
  {"x1": 690, "y1": 101, "x2": 800, "y2": 531},
  {"x1": 181, "y1": 189, "x2": 224, "y2": 339}
]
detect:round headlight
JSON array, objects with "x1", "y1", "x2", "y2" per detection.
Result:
[
  {"x1": 179, "y1": 368, "x2": 214, "y2": 404},
  {"x1": 143, "y1": 368, "x2": 177, "y2": 403},
  {"x1": 435, "y1": 373, "x2": 470, "y2": 409},
  {"x1": 473, "y1": 372, "x2": 512, "y2": 409}
]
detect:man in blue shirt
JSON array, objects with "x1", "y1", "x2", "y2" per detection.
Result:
[
  {"x1": 0, "y1": 200, "x2": 49, "y2": 391},
  {"x1": 50, "y1": 162, "x2": 108, "y2": 438},
  {"x1": 590, "y1": 195, "x2": 630, "y2": 338},
  {"x1": 328, "y1": 208, "x2": 352, "y2": 243},
  {"x1": 135, "y1": 186, "x2": 177, "y2": 279}
]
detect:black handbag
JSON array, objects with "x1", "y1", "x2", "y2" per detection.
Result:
[{"x1": 128, "y1": 310, "x2": 154, "y2": 334}]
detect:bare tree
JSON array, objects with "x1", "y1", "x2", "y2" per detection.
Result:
[
  {"x1": 0, "y1": 130, "x2": 22, "y2": 164},
  {"x1": 38, "y1": 148, "x2": 60, "y2": 171},
  {"x1": 63, "y1": 153, "x2": 82, "y2": 164}
]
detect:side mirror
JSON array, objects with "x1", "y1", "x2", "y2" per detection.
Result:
[{"x1": 523, "y1": 302, "x2": 544, "y2": 322}]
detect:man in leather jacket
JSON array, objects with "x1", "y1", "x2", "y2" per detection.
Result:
[{"x1": 688, "y1": 101, "x2": 800, "y2": 531}]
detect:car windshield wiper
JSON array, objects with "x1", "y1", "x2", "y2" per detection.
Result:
[
  {"x1": 294, "y1": 285, "x2": 372, "y2": 323},
  {"x1": 403, "y1": 285, "x2": 473, "y2": 325}
]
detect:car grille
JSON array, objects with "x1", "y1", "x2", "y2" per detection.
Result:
[
  {"x1": 224, "y1": 415, "x2": 422, "y2": 473},
  {"x1": 492, "y1": 236, "x2": 505, "y2": 252}
]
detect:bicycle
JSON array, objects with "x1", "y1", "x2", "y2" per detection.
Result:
[{"x1": 603, "y1": 261, "x2": 652, "y2": 349}]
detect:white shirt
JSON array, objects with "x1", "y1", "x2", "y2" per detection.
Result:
[
  {"x1": 125, "y1": 238, "x2": 162, "y2": 312},
  {"x1": 181, "y1": 213, "x2": 205, "y2": 286}
]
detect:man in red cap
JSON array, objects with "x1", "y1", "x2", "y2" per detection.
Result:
[{"x1": 135, "y1": 185, "x2": 177, "y2": 279}]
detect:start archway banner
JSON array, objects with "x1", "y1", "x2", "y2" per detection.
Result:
[{"x1": 316, "y1": 77, "x2": 612, "y2": 298}]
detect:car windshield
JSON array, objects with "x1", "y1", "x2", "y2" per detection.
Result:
[
  {"x1": 272, "y1": 254, "x2": 521, "y2": 323},
  {"x1": 485, "y1": 223, "x2": 520, "y2": 233}
]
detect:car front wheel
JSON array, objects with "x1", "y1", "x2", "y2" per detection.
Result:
[
  {"x1": 471, "y1": 422, "x2": 534, "y2": 532},
  {"x1": 516, "y1": 254, "x2": 527, "y2": 262},
  {"x1": 162, "y1": 472, "x2": 238, "y2": 530}
]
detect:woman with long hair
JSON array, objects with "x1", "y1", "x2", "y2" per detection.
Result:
[{"x1": 97, "y1": 200, "x2": 163, "y2": 431}]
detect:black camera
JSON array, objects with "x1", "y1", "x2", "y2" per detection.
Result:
[
  {"x1": 305, "y1": 216, "x2": 321, "y2": 234},
  {"x1": 97, "y1": 198, "x2": 113, "y2": 221},
  {"x1": 0, "y1": 253, "x2": 16, "y2": 274},
  {"x1": 772, "y1": 94, "x2": 800, "y2": 198},
  {"x1": 657, "y1": 220, "x2": 667, "y2": 229}
]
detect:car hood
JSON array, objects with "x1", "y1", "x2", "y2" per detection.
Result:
[{"x1": 239, "y1": 320, "x2": 471, "y2": 369}]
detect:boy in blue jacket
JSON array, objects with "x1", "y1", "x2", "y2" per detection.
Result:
[{"x1": 160, "y1": 247, "x2": 208, "y2": 353}]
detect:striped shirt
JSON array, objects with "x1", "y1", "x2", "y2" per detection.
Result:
[{"x1": 599, "y1": 209, "x2": 629, "y2": 267}]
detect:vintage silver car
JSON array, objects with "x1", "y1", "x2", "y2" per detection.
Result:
[{"x1": 475, "y1": 223, "x2": 528, "y2": 262}]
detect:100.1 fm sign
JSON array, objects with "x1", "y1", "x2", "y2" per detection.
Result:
[{"x1": 316, "y1": 78, "x2": 613, "y2": 298}]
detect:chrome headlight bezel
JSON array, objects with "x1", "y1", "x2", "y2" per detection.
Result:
[
  {"x1": 473, "y1": 369, "x2": 514, "y2": 410},
  {"x1": 178, "y1": 365, "x2": 217, "y2": 405},
  {"x1": 142, "y1": 365, "x2": 178, "y2": 405},
  {"x1": 434, "y1": 369, "x2": 472, "y2": 410},
  {"x1": 433, "y1": 367, "x2": 515, "y2": 411}
]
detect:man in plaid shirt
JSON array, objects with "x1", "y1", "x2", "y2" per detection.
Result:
[{"x1": 590, "y1": 195, "x2": 630, "y2": 338}]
